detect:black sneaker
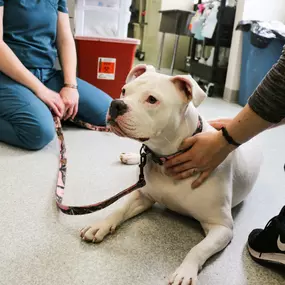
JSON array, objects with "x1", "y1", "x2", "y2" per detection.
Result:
[{"x1": 247, "y1": 206, "x2": 285, "y2": 265}]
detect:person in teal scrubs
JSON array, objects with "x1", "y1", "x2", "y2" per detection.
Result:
[{"x1": 0, "y1": 0, "x2": 112, "y2": 150}]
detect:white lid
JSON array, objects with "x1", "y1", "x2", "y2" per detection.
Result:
[{"x1": 75, "y1": 36, "x2": 141, "y2": 45}]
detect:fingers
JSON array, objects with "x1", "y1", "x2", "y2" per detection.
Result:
[
  {"x1": 209, "y1": 122, "x2": 224, "y2": 130},
  {"x1": 172, "y1": 168, "x2": 200, "y2": 180},
  {"x1": 178, "y1": 136, "x2": 198, "y2": 151},
  {"x1": 164, "y1": 137, "x2": 200, "y2": 169},
  {"x1": 40, "y1": 89, "x2": 65, "y2": 118},
  {"x1": 191, "y1": 170, "x2": 211, "y2": 189},
  {"x1": 208, "y1": 118, "x2": 229, "y2": 124},
  {"x1": 49, "y1": 102, "x2": 61, "y2": 117},
  {"x1": 164, "y1": 152, "x2": 192, "y2": 169},
  {"x1": 208, "y1": 119, "x2": 223, "y2": 124},
  {"x1": 72, "y1": 103, "x2": 78, "y2": 120},
  {"x1": 54, "y1": 98, "x2": 65, "y2": 118},
  {"x1": 166, "y1": 161, "x2": 197, "y2": 177},
  {"x1": 64, "y1": 105, "x2": 74, "y2": 121},
  {"x1": 167, "y1": 166, "x2": 212, "y2": 187},
  {"x1": 208, "y1": 118, "x2": 232, "y2": 130}
]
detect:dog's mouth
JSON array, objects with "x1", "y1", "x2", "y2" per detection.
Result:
[
  {"x1": 107, "y1": 119, "x2": 149, "y2": 142},
  {"x1": 137, "y1": 137, "x2": 149, "y2": 142}
]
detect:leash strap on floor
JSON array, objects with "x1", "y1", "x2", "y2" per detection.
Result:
[{"x1": 53, "y1": 116, "x2": 147, "y2": 215}]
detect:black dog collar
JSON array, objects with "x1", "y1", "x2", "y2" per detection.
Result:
[{"x1": 143, "y1": 115, "x2": 203, "y2": 165}]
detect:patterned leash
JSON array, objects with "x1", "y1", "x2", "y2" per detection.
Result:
[{"x1": 53, "y1": 116, "x2": 147, "y2": 215}]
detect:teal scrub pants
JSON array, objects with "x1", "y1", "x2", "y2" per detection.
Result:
[{"x1": 0, "y1": 69, "x2": 112, "y2": 150}]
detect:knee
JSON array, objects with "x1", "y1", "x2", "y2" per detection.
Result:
[
  {"x1": 28, "y1": 122, "x2": 55, "y2": 150},
  {"x1": 76, "y1": 78, "x2": 112, "y2": 126},
  {"x1": 17, "y1": 119, "x2": 55, "y2": 150},
  {"x1": 33, "y1": 125, "x2": 55, "y2": 150}
]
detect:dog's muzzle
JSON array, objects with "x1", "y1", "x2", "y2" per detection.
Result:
[{"x1": 109, "y1": 100, "x2": 128, "y2": 121}]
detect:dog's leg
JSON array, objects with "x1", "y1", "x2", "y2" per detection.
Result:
[
  {"x1": 120, "y1": 152, "x2": 140, "y2": 165},
  {"x1": 80, "y1": 190, "x2": 154, "y2": 242},
  {"x1": 169, "y1": 223, "x2": 233, "y2": 285}
]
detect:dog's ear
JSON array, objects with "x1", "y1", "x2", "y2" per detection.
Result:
[
  {"x1": 125, "y1": 64, "x2": 156, "y2": 84},
  {"x1": 170, "y1": 75, "x2": 207, "y2": 107}
]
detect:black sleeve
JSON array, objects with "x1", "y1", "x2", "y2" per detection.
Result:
[{"x1": 248, "y1": 45, "x2": 285, "y2": 123}]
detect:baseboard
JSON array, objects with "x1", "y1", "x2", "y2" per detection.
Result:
[{"x1": 223, "y1": 87, "x2": 239, "y2": 103}]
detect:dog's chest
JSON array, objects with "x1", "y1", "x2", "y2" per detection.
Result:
[{"x1": 143, "y1": 162, "x2": 196, "y2": 216}]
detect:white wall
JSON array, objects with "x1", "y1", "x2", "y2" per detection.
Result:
[
  {"x1": 161, "y1": 0, "x2": 194, "y2": 11},
  {"x1": 243, "y1": 0, "x2": 285, "y2": 22},
  {"x1": 140, "y1": 0, "x2": 162, "y2": 66},
  {"x1": 224, "y1": 0, "x2": 285, "y2": 102},
  {"x1": 223, "y1": 0, "x2": 245, "y2": 100}
]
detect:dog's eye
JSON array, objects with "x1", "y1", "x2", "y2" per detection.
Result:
[
  {"x1": 121, "y1": 88, "x2": 126, "y2": 96},
  {"x1": 147, "y1": 95, "x2": 158, "y2": 104}
]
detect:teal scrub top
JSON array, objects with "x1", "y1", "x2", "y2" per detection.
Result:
[{"x1": 0, "y1": 0, "x2": 68, "y2": 68}]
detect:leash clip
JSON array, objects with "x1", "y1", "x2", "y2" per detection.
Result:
[
  {"x1": 138, "y1": 145, "x2": 147, "y2": 183},
  {"x1": 141, "y1": 144, "x2": 163, "y2": 165}
]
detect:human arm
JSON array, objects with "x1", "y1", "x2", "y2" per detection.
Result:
[
  {"x1": 165, "y1": 104, "x2": 273, "y2": 187},
  {"x1": 209, "y1": 117, "x2": 285, "y2": 130},
  {"x1": 165, "y1": 46, "x2": 285, "y2": 188},
  {"x1": 56, "y1": 10, "x2": 79, "y2": 120},
  {"x1": 269, "y1": 118, "x2": 285, "y2": 128},
  {"x1": 0, "y1": 6, "x2": 64, "y2": 117}
]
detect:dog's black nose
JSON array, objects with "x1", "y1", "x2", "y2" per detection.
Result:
[{"x1": 109, "y1": 100, "x2": 128, "y2": 119}]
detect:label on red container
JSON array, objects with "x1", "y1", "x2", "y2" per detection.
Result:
[{"x1": 97, "y1": 57, "x2": 116, "y2": 80}]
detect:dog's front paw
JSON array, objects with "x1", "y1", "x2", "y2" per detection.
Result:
[
  {"x1": 168, "y1": 263, "x2": 198, "y2": 285},
  {"x1": 80, "y1": 218, "x2": 119, "y2": 243},
  {"x1": 120, "y1": 152, "x2": 140, "y2": 165}
]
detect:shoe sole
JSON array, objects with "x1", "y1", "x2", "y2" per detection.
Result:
[{"x1": 247, "y1": 244, "x2": 285, "y2": 266}]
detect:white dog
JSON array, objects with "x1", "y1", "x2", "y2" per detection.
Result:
[{"x1": 81, "y1": 65, "x2": 262, "y2": 285}]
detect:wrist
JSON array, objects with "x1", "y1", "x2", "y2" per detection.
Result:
[
  {"x1": 216, "y1": 130, "x2": 237, "y2": 153},
  {"x1": 63, "y1": 83, "x2": 78, "y2": 90},
  {"x1": 63, "y1": 75, "x2": 77, "y2": 86},
  {"x1": 34, "y1": 83, "x2": 48, "y2": 95},
  {"x1": 220, "y1": 126, "x2": 241, "y2": 147}
]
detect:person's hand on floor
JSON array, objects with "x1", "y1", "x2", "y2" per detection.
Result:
[
  {"x1": 60, "y1": 87, "x2": 79, "y2": 120},
  {"x1": 164, "y1": 118, "x2": 235, "y2": 189},
  {"x1": 36, "y1": 87, "x2": 65, "y2": 118}
]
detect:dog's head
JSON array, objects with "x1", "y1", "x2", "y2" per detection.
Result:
[{"x1": 106, "y1": 64, "x2": 207, "y2": 142}]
